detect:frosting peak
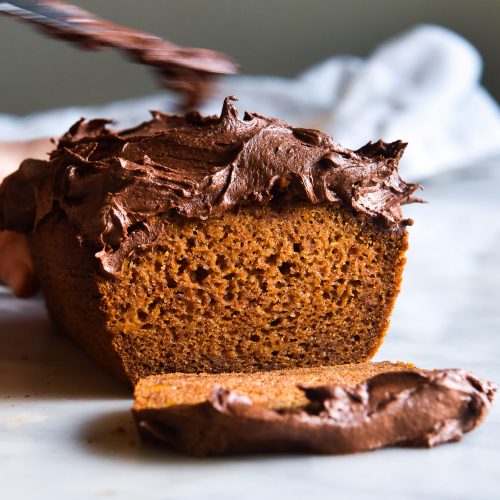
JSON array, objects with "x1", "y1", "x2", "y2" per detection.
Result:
[{"x1": 0, "y1": 97, "x2": 420, "y2": 275}]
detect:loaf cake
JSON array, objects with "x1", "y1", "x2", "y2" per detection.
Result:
[
  {"x1": 0, "y1": 97, "x2": 419, "y2": 384},
  {"x1": 133, "y1": 362, "x2": 496, "y2": 456}
]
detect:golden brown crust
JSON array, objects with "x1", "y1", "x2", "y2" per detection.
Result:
[{"x1": 134, "y1": 361, "x2": 413, "y2": 410}]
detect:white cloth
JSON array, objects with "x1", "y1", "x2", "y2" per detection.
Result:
[{"x1": 0, "y1": 24, "x2": 499, "y2": 180}]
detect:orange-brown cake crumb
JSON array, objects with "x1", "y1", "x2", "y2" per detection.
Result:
[{"x1": 31, "y1": 202, "x2": 407, "y2": 384}]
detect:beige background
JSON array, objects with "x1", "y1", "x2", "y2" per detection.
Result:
[{"x1": 0, "y1": 0, "x2": 498, "y2": 114}]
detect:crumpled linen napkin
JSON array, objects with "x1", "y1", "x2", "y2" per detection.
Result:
[{"x1": 0, "y1": 24, "x2": 498, "y2": 179}]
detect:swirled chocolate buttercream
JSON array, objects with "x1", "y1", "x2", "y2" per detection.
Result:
[{"x1": 0, "y1": 97, "x2": 420, "y2": 275}]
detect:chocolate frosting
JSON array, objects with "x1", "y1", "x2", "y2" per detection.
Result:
[
  {"x1": 1, "y1": 0, "x2": 239, "y2": 108},
  {"x1": 134, "y1": 368, "x2": 496, "y2": 456},
  {"x1": 0, "y1": 97, "x2": 420, "y2": 276}
]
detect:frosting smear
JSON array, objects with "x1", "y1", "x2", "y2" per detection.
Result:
[{"x1": 1, "y1": 0, "x2": 239, "y2": 108}]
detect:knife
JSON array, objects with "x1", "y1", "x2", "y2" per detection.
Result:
[{"x1": 0, "y1": 0, "x2": 239, "y2": 107}]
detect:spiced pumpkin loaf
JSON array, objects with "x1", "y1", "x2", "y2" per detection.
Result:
[
  {"x1": 0, "y1": 97, "x2": 419, "y2": 384},
  {"x1": 133, "y1": 362, "x2": 496, "y2": 456}
]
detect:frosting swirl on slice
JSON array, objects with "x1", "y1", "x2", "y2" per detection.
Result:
[{"x1": 134, "y1": 368, "x2": 496, "y2": 456}]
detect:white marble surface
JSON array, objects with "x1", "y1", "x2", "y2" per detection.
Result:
[{"x1": 1, "y1": 163, "x2": 500, "y2": 500}]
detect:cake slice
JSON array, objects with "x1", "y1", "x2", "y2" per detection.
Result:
[
  {"x1": 0, "y1": 97, "x2": 419, "y2": 384},
  {"x1": 133, "y1": 362, "x2": 496, "y2": 456}
]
